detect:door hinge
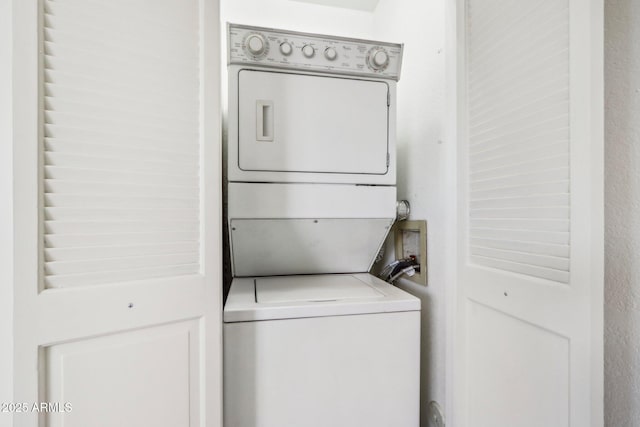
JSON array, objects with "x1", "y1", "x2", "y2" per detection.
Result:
[
  {"x1": 387, "y1": 92, "x2": 390, "y2": 106},
  {"x1": 386, "y1": 153, "x2": 390, "y2": 167}
]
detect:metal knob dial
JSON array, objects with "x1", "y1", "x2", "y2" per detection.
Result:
[
  {"x1": 302, "y1": 44, "x2": 315, "y2": 58},
  {"x1": 373, "y1": 50, "x2": 388, "y2": 67},
  {"x1": 280, "y1": 41, "x2": 293, "y2": 56},
  {"x1": 246, "y1": 34, "x2": 267, "y2": 56},
  {"x1": 324, "y1": 47, "x2": 338, "y2": 61},
  {"x1": 367, "y1": 47, "x2": 389, "y2": 70}
]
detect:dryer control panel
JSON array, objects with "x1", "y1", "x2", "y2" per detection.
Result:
[{"x1": 228, "y1": 23, "x2": 403, "y2": 81}]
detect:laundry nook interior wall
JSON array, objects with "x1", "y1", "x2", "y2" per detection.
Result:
[{"x1": 372, "y1": 2, "x2": 450, "y2": 424}]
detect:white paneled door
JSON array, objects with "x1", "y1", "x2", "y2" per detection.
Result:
[
  {"x1": 455, "y1": 0, "x2": 603, "y2": 426},
  {"x1": 12, "y1": 0, "x2": 222, "y2": 426}
]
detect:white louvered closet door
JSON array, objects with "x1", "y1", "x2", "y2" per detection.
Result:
[
  {"x1": 43, "y1": 0, "x2": 201, "y2": 288},
  {"x1": 12, "y1": 1, "x2": 222, "y2": 426},
  {"x1": 454, "y1": 0, "x2": 603, "y2": 426}
]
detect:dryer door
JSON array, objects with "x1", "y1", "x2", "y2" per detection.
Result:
[{"x1": 238, "y1": 70, "x2": 389, "y2": 175}]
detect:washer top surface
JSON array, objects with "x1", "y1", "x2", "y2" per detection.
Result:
[
  {"x1": 224, "y1": 273, "x2": 420, "y2": 323},
  {"x1": 256, "y1": 274, "x2": 383, "y2": 303}
]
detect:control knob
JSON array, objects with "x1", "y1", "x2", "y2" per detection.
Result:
[
  {"x1": 367, "y1": 47, "x2": 390, "y2": 71},
  {"x1": 302, "y1": 44, "x2": 315, "y2": 58},
  {"x1": 280, "y1": 41, "x2": 293, "y2": 56},
  {"x1": 324, "y1": 47, "x2": 338, "y2": 61},
  {"x1": 245, "y1": 34, "x2": 268, "y2": 57}
]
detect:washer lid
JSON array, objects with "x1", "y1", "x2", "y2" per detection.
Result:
[
  {"x1": 224, "y1": 273, "x2": 420, "y2": 323},
  {"x1": 256, "y1": 275, "x2": 384, "y2": 303}
]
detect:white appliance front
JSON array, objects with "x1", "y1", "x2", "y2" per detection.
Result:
[
  {"x1": 230, "y1": 217, "x2": 393, "y2": 277},
  {"x1": 224, "y1": 312, "x2": 420, "y2": 427},
  {"x1": 228, "y1": 66, "x2": 397, "y2": 185},
  {"x1": 223, "y1": 274, "x2": 421, "y2": 427},
  {"x1": 237, "y1": 70, "x2": 389, "y2": 175},
  {"x1": 227, "y1": 182, "x2": 396, "y2": 277}
]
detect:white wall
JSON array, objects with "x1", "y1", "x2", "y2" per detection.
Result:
[
  {"x1": 372, "y1": 2, "x2": 448, "y2": 425},
  {"x1": 221, "y1": 0, "x2": 374, "y2": 37},
  {"x1": 604, "y1": 0, "x2": 640, "y2": 425},
  {"x1": 0, "y1": 0, "x2": 13, "y2": 425}
]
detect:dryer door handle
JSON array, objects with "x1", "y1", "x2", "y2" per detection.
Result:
[{"x1": 256, "y1": 100, "x2": 274, "y2": 142}]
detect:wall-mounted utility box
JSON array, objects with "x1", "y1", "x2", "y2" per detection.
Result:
[{"x1": 394, "y1": 220, "x2": 427, "y2": 286}]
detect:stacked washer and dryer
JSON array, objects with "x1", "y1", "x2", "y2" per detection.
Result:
[{"x1": 224, "y1": 24, "x2": 421, "y2": 427}]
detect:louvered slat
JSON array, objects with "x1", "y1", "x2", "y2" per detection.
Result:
[
  {"x1": 45, "y1": 253, "x2": 199, "y2": 276},
  {"x1": 44, "y1": 77, "x2": 199, "y2": 119},
  {"x1": 471, "y1": 181, "x2": 570, "y2": 200},
  {"x1": 44, "y1": 220, "x2": 200, "y2": 234},
  {"x1": 470, "y1": 256, "x2": 570, "y2": 284},
  {"x1": 45, "y1": 167, "x2": 197, "y2": 188},
  {"x1": 470, "y1": 130, "x2": 568, "y2": 160},
  {"x1": 470, "y1": 168, "x2": 569, "y2": 192},
  {"x1": 45, "y1": 242, "x2": 199, "y2": 263},
  {"x1": 471, "y1": 155, "x2": 570, "y2": 182},
  {"x1": 470, "y1": 228, "x2": 569, "y2": 245},
  {"x1": 45, "y1": 231, "x2": 199, "y2": 249},
  {"x1": 44, "y1": 180, "x2": 199, "y2": 199},
  {"x1": 44, "y1": 139, "x2": 198, "y2": 162},
  {"x1": 44, "y1": 124, "x2": 199, "y2": 151},
  {"x1": 470, "y1": 238, "x2": 569, "y2": 257},
  {"x1": 470, "y1": 218, "x2": 569, "y2": 232},
  {"x1": 45, "y1": 207, "x2": 198, "y2": 222},
  {"x1": 44, "y1": 153, "x2": 199, "y2": 177},
  {"x1": 470, "y1": 194, "x2": 569, "y2": 210},
  {"x1": 467, "y1": 0, "x2": 570, "y2": 283},
  {"x1": 45, "y1": 265, "x2": 200, "y2": 288},
  {"x1": 42, "y1": 0, "x2": 200, "y2": 289}
]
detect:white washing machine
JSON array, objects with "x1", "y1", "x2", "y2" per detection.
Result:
[
  {"x1": 224, "y1": 24, "x2": 420, "y2": 427},
  {"x1": 224, "y1": 274, "x2": 420, "y2": 427}
]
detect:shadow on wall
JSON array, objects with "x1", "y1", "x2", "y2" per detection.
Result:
[
  {"x1": 222, "y1": 112, "x2": 233, "y2": 303},
  {"x1": 604, "y1": 0, "x2": 640, "y2": 425}
]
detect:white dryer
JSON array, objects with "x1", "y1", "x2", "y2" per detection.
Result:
[{"x1": 224, "y1": 24, "x2": 420, "y2": 427}]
